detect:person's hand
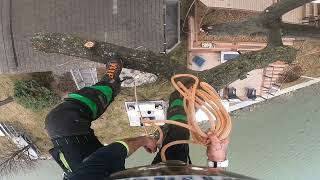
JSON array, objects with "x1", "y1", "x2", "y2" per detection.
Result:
[
  {"x1": 206, "y1": 132, "x2": 229, "y2": 162},
  {"x1": 141, "y1": 137, "x2": 158, "y2": 153}
]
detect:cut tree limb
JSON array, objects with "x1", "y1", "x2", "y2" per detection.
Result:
[
  {"x1": 32, "y1": 33, "x2": 186, "y2": 79},
  {"x1": 32, "y1": 33, "x2": 297, "y2": 90}
]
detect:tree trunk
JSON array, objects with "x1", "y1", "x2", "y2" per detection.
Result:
[
  {"x1": 266, "y1": 18, "x2": 283, "y2": 46},
  {"x1": 0, "y1": 97, "x2": 13, "y2": 107},
  {"x1": 202, "y1": 0, "x2": 320, "y2": 39},
  {"x1": 32, "y1": 33, "x2": 297, "y2": 90}
]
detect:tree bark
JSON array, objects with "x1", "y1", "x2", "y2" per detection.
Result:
[
  {"x1": 266, "y1": 19, "x2": 283, "y2": 46},
  {"x1": 32, "y1": 33, "x2": 186, "y2": 79},
  {"x1": 32, "y1": 33, "x2": 297, "y2": 90},
  {"x1": 197, "y1": 46, "x2": 297, "y2": 89},
  {"x1": 203, "y1": 0, "x2": 319, "y2": 40},
  {"x1": 0, "y1": 97, "x2": 13, "y2": 107}
]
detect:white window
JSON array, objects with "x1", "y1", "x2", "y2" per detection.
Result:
[{"x1": 221, "y1": 51, "x2": 240, "y2": 63}]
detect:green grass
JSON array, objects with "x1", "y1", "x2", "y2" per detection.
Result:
[
  {"x1": 168, "y1": 39, "x2": 188, "y2": 65},
  {"x1": 92, "y1": 80, "x2": 174, "y2": 143},
  {"x1": 0, "y1": 74, "x2": 53, "y2": 154},
  {"x1": 0, "y1": 75, "x2": 176, "y2": 153}
]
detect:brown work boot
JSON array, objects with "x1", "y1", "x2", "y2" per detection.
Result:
[
  {"x1": 101, "y1": 57, "x2": 123, "y2": 83},
  {"x1": 98, "y1": 56, "x2": 123, "y2": 96}
]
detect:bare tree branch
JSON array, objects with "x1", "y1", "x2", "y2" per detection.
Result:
[
  {"x1": 0, "y1": 97, "x2": 14, "y2": 107},
  {"x1": 0, "y1": 139, "x2": 38, "y2": 177}
]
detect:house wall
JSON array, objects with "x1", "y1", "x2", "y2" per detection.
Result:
[
  {"x1": 200, "y1": 0, "x2": 274, "y2": 11},
  {"x1": 229, "y1": 69, "x2": 264, "y2": 98},
  {"x1": 188, "y1": 50, "x2": 265, "y2": 98},
  {"x1": 282, "y1": 6, "x2": 304, "y2": 24}
]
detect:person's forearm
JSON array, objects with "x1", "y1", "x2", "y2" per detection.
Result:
[{"x1": 118, "y1": 136, "x2": 147, "y2": 156}]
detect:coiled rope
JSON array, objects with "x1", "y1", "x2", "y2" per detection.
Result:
[{"x1": 140, "y1": 74, "x2": 232, "y2": 161}]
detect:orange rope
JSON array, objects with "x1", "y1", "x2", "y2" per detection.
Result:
[{"x1": 142, "y1": 74, "x2": 232, "y2": 161}]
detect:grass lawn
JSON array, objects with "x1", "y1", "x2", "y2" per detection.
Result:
[
  {"x1": 93, "y1": 79, "x2": 174, "y2": 143},
  {"x1": 0, "y1": 74, "x2": 174, "y2": 155},
  {"x1": 0, "y1": 75, "x2": 52, "y2": 154},
  {"x1": 168, "y1": 39, "x2": 188, "y2": 65},
  {"x1": 294, "y1": 40, "x2": 320, "y2": 78}
]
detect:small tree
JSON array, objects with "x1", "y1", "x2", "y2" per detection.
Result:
[
  {"x1": 13, "y1": 79, "x2": 60, "y2": 111},
  {"x1": 278, "y1": 65, "x2": 304, "y2": 83},
  {"x1": 0, "y1": 138, "x2": 38, "y2": 177}
]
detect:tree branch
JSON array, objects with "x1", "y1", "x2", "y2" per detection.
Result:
[
  {"x1": 0, "y1": 142, "x2": 37, "y2": 177},
  {"x1": 32, "y1": 33, "x2": 297, "y2": 90},
  {"x1": 32, "y1": 33, "x2": 187, "y2": 79},
  {"x1": 0, "y1": 97, "x2": 13, "y2": 107},
  {"x1": 197, "y1": 45, "x2": 297, "y2": 89},
  {"x1": 202, "y1": 0, "x2": 316, "y2": 38},
  {"x1": 281, "y1": 23, "x2": 320, "y2": 39}
]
